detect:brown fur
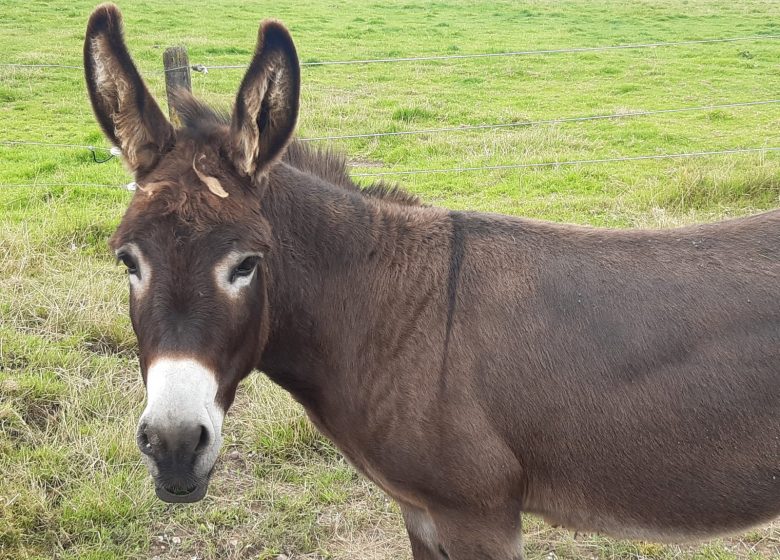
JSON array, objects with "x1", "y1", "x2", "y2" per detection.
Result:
[{"x1": 86, "y1": 6, "x2": 779, "y2": 559}]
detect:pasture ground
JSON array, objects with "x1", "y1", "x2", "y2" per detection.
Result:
[{"x1": 1, "y1": 0, "x2": 779, "y2": 558}]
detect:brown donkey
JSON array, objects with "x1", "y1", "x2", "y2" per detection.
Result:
[{"x1": 84, "y1": 5, "x2": 779, "y2": 559}]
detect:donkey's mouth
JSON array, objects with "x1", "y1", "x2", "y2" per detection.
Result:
[
  {"x1": 152, "y1": 463, "x2": 216, "y2": 503},
  {"x1": 155, "y1": 482, "x2": 208, "y2": 503}
]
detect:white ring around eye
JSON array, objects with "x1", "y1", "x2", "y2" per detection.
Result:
[
  {"x1": 116, "y1": 242, "x2": 151, "y2": 298},
  {"x1": 214, "y1": 252, "x2": 263, "y2": 299}
]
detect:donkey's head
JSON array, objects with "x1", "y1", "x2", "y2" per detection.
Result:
[{"x1": 84, "y1": 4, "x2": 300, "y2": 502}]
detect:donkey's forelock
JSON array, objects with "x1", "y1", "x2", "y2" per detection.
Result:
[
  {"x1": 172, "y1": 91, "x2": 232, "y2": 141},
  {"x1": 110, "y1": 176, "x2": 270, "y2": 252}
]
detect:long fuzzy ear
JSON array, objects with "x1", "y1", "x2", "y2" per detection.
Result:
[
  {"x1": 229, "y1": 20, "x2": 300, "y2": 178},
  {"x1": 84, "y1": 3, "x2": 174, "y2": 176}
]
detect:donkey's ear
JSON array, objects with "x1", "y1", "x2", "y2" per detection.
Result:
[
  {"x1": 229, "y1": 20, "x2": 300, "y2": 177},
  {"x1": 84, "y1": 3, "x2": 174, "y2": 176}
]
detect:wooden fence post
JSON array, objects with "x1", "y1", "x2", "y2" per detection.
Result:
[{"x1": 163, "y1": 46, "x2": 191, "y2": 126}]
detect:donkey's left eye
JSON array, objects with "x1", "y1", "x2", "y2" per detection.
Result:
[
  {"x1": 230, "y1": 256, "x2": 259, "y2": 283},
  {"x1": 117, "y1": 252, "x2": 139, "y2": 276}
]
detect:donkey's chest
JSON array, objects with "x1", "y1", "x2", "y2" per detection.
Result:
[
  {"x1": 302, "y1": 407, "x2": 429, "y2": 507},
  {"x1": 345, "y1": 450, "x2": 429, "y2": 508}
]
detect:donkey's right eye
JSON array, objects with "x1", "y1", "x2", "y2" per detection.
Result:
[
  {"x1": 118, "y1": 253, "x2": 139, "y2": 276},
  {"x1": 230, "y1": 256, "x2": 259, "y2": 283}
]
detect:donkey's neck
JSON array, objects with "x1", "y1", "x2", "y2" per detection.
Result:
[{"x1": 258, "y1": 164, "x2": 450, "y2": 419}]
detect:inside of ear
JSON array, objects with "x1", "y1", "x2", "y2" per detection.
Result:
[
  {"x1": 84, "y1": 4, "x2": 173, "y2": 175},
  {"x1": 230, "y1": 21, "x2": 300, "y2": 177}
]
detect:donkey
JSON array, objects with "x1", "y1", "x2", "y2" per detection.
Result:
[{"x1": 84, "y1": 4, "x2": 779, "y2": 559}]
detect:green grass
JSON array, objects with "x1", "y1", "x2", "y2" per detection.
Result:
[{"x1": 2, "y1": 0, "x2": 780, "y2": 558}]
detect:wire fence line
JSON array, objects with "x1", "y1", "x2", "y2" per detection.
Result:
[
  {"x1": 190, "y1": 34, "x2": 780, "y2": 71},
  {"x1": 348, "y1": 147, "x2": 780, "y2": 176},
  {"x1": 1, "y1": 140, "x2": 113, "y2": 151},
  {"x1": 0, "y1": 63, "x2": 83, "y2": 69},
  {"x1": 0, "y1": 181, "x2": 131, "y2": 189},
  {"x1": 4, "y1": 97, "x2": 780, "y2": 153},
  {"x1": 3, "y1": 33, "x2": 780, "y2": 73},
  {"x1": 301, "y1": 99, "x2": 780, "y2": 141},
  {"x1": 3, "y1": 146, "x2": 778, "y2": 188}
]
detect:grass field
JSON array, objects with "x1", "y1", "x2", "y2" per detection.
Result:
[{"x1": 2, "y1": 0, "x2": 780, "y2": 558}]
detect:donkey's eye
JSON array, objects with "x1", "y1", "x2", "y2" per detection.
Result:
[
  {"x1": 117, "y1": 252, "x2": 139, "y2": 276},
  {"x1": 230, "y1": 256, "x2": 259, "y2": 283}
]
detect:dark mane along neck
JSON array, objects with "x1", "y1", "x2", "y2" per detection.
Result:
[{"x1": 282, "y1": 140, "x2": 422, "y2": 207}]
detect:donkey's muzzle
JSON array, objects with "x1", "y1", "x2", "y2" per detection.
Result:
[
  {"x1": 137, "y1": 421, "x2": 211, "y2": 462},
  {"x1": 136, "y1": 357, "x2": 226, "y2": 503},
  {"x1": 137, "y1": 420, "x2": 213, "y2": 502}
]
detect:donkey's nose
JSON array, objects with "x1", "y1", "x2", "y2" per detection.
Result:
[{"x1": 136, "y1": 421, "x2": 211, "y2": 463}]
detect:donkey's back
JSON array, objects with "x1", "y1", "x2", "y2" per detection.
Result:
[{"x1": 446, "y1": 208, "x2": 780, "y2": 541}]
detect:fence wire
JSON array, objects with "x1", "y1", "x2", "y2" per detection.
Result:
[
  {"x1": 0, "y1": 141, "x2": 112, "y2": 151},
  {"x1": 3, "y1": 33, "x2": 780, "y2": 73},
  {"x1": 4, "y1": 98, "x2": 780, "y2": 153},
  {"x1": 301, "y1": 99, "x2": 780, "y2": 142},
  {"x1": 200, "y1": 34, "x2": 780, "y2": 71},
  {"x1": 349, "y1": 147, "x2": 780, "y2": 176},
  {"x1": 0, "y1": 63, "x2": 82, "y2": 69},
  {"x1": 2, "y1": 146, "x2": 778, "y2": 188},
  {"x1": 0, "y1": 181, "x2": 131, "y2": 189}
]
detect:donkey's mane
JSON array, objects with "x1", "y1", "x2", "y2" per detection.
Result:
[
  {"x1": 175, "y1": 93, "x2": 421, "y2": 207},
  {"x1": 283, "y1": 142, "x2": 422, "y2": 207}
]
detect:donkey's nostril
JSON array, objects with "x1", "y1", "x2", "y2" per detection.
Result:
[
  {"x1": 194, "y1": 424, "x2": 211, "y2": 454},
  {"x1": 137, "y1": 423, "x2": 154, "y2": 456}
]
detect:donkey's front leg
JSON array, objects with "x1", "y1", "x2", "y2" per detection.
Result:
[
  {"x1": 400, "y1": 503, "x2": 447, "y2": 559},
  {"x1": 430, "y1": 506, "x2": 524, "y2": 560}
]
